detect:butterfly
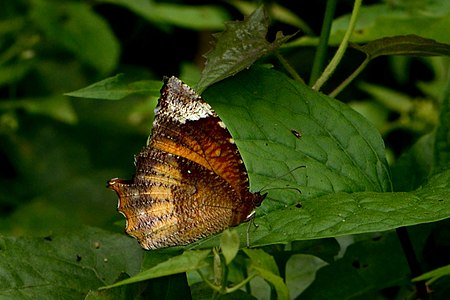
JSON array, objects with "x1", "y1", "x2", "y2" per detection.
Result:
[{"x1": 108, "y1": 77, "x2": 266, "y2": 250}]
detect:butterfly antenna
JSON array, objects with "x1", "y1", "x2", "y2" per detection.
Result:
[
  {"x1": 257, "y1": 165, "x2": 306, "y2": 194},
  {"x1": 261, "y1": 185, "x2": 302, "y2": 195}
]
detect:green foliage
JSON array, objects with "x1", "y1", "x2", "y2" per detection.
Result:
[
  {"x1": 30, "y1": 0, "x2": 120, "y2": 75},
  {"x1": 99, "y1": 0, "x2": 230, "y2": 30},
  {"x1": 0, "y1": 227, "x2": 143, "y2": 299},
  {"x1": 196, "y1": 6, "x2": 293, "y2": 93},
  {"x1": 65, "y1": 74, "x2": 162, "y2": 100},
  {"x1": 291, "y1": 1, "x2": 450, "y2": 46},
  {"x1": 1, "y1": 0, "x2": 449, "y2": 299}
]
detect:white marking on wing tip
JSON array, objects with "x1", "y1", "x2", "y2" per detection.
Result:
[
  {"x1": 229, "y1": 138, "x2": 235, "y2": 144},
  {"x1": 165, "y1": 93, "x2": 213, "y2": 123},
  {"x1": 218, "y1": 121, "x2": 226, "y2": 129}
]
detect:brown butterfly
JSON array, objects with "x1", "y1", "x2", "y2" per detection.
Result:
[{"x1": 108, "y1": 77, "x2": 266, "y2": 250}]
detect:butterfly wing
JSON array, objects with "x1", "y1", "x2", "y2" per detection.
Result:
[
  {"x1": 108, "y1": 77, "x2": 265, "y2": 250},
  {"x1": 109, "y1": 149, "x2": 239, "y2": 250}
]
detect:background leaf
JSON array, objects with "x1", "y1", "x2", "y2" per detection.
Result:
[
  {"x1": 0, "y1": 227, "x2": 142, "y2": 299},
  {"x1": 243, "y1": 248, "x2": 290, "y2": 300},
  {"x1": 299, "y1": 232, "x2": 411, "y2": 299},
  {"x1": 65, "y1": 74, "x2": 162, "y2": 100},
  {"x1": 196, "y1": 6, "x2": 292, "y2": 92},
  {"x1": 103, "y1": 250, "x2": 210, "y2": 289},
  {"x1": 30, "y1": 0, "x2": 120, "y2": 74},
  {"x1": 354, "y1": 35, "x2": 450, "y2": 59},
  {"x1": 99, "y1": 0, "x2": 229, "y2": 30},
  {"x1": 291, "y1": 2, "x2": 450, "y2": 46},
  {"x1": 220, "y1": 229, "x2": 240, "y2": 265}
]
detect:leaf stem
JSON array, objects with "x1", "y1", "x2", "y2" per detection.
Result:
[
  {"x1": 329, "y1": 54, "x2": 370, "y2": 97},
  {"x1": 309, "y1": 0, "x2": 338, "y2": 86},
  {"x1": 225, "y1": 273, "x2": 257, "y2": 294},
  {"x1": 312, "y1": 0, "x2": 362, "y2": 91},
  {"x1": 275, "y1": 51, "x2": 305, "y2": 84}
]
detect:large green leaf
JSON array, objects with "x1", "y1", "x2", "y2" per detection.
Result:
[
  {"x1": 0, "y1": 227, "x2": 142, "y2": 299},
  {"x1": 183, "y1": 67, "x2": 450, "y2": 249},
  {"x1": 206, "y1": 67, "x2": 392, "y2": 197}
]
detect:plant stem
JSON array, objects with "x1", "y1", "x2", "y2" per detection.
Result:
[
  {"x1": 329, "y1": 55, "x2": 369, "y2": 97},
  {"x1": 312, "y1": 0, "x2": 362, "y2": 91},
  {"x1": 275, "y1": 51, "x2": 305, "y2": 84},
  {"x1": 309, "y1": 0, "x2": 338, "y2": 86},
  {"x1": 396, "y1": 227, "x2": 429, "y2": 299}
]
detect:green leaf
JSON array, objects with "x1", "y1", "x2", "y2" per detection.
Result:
[
  {"x1": 30, "y1": 0, "x2": 119, "y2": 74},
  {"x1": 102, "y1": 250, "x2": 211, "y2": 289},
  {"x1": 413, "y1": 264, "x2": 450, "y2": 282},
  {"x1": 389, "y1": 65, "x2": 450, "y2": 188},
  {"x1": 0, "y1": 96, "x2": 77, "y2": 124},
  {"x1": 286, "y1": 254, "x2": 328, "y2": 298},
  {"x1": 300, "y1": 232, "x2": 410, "y2": 299},
  {"x1": 391, "y1": 133, "x2": 434, "y2": 191},
  {"x1": 357, "y1": 81, "x2": 414, "y2": 113},
  {"x1": 0, "y1": 227, "x2": 143, "y2": 299},
  {"x1": 100, "y1": 0, "x2": 229, "y2": 30},
  {"x1": 65, "y1": 74, "x2": 162, "y2": 100},
  {"x1": 196, "y1": 170, "x2": 450, "y2": 249},
  {"x1": 243, "y1": 248, "x2": 290, "y2": 300},
  {"x1": 353, "y1": 35, "x2": 450, "y2": 59},
  {"x1": 196, "y1": 6, "x2": 293, "y2": 93},
  {"x1": 206, "y1": 67, "x2": 391, "y2": 197},
  {"x1": 220, "y1": 229, "x2": 240, "y2": 265},
  {"x1": 186, "y1": 67, "x2": 450, "y2": 249},
  {"x1": 0, "y1": 62, "x2": 32, "y2": 86},
  {"x1": 253, "y1": 171, "x2": 450, "y2": 245},
  {"x1": 291, "y1": 2, "x2": 450, "y2": 46},
  {"x1": 433, "y1": 79, "x2": 450, "y2": 173},
  {"x1": 332, "y1": 2, "x2": 450, "y2": 45},
  {"x1": 290, "y1": 239, "x2": 341, "y2": 264},
  {"x1": 230, "y1": 1, "x2": 314, "y2": 35}
]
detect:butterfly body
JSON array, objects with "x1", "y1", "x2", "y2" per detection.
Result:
[{"x1": 108, "y1": 77, "x2": 265, "y2": 250}]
